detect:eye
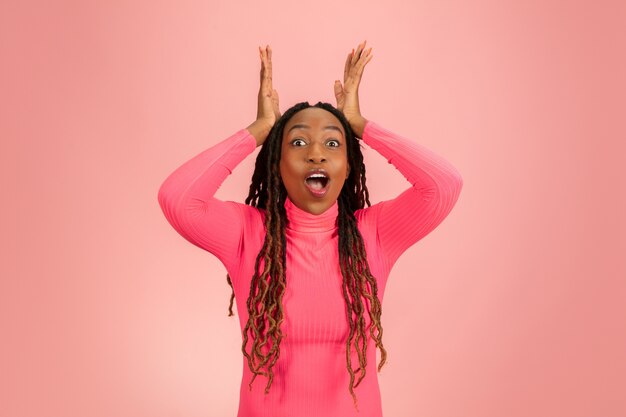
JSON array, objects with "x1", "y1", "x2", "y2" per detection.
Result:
[
  {"x1": 291, "y1": 138, "x2": 306, "y2": 146},
  {"x1": 327, "y1": 139, "x2": 340, "y2": 147}
]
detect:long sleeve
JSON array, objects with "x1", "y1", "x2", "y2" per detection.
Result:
[
  {"x1": 157, "y1": 128, "x2": 258, "y2": 271},
  {"x1": 361, "y1": 120, "x2": 463, "y2": 267}
]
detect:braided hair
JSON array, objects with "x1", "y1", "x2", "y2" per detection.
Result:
[{"x1": 225, "y1": 101, "x2": 387, "y2": 411}]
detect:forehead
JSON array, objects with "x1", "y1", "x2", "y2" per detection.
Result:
[{"x1": 284, "y1": 108, "x2": 344, "y2": 133}]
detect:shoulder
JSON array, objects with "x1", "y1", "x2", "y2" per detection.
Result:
[
  {"x1": 354, "y1": 202, "x2": 384, "y2": 237},
  {"x1": 225, "y1": 200, "x2": 266, "y2": 232}
]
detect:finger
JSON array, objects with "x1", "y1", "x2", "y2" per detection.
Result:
[
  {"x1": 344, "y1": 52, "x2": 351, "y2": 82},
  {"x1": 345, "y1": 47, "x2": 361, "y2": 85},
  {"x1": 356, "y1": 47, "x2": 372, "y2": 64},
  {"x1": 260, "y1": 47, "x2": 267, "y2": 89},
  {"x1": 272, "y1": 89, "x2": 280, "y2": 107},
  {"x1": 351, "y1": 40, "x2": 367, "y2": 65},
  {"x1": 263, "y1": 46, "x2": 272, "y2": 75},
  {"x1": 346, "y1": 48, "x2": 370, "y2": 82},
  {"x1": 334, "y1": 80, "x2": 343, "y2": 98},
  {"x1": 334, "y1": 81, "x2": 345, "y2": 110},
  {"x1": 259, "y1": 46, "x2": 264, "y2": 86},
  {"x1": 264, "y1": 45, "x2": 271, "y2": 76},
  {"x1": 355, "y1": 48, "x2": 373, "y2": 75},
  {"x1": 344, "y1": 52, "x2": 371, "y2": 91},
  {"x1": 355, "y1": 58, "x2": 370, "y2": 80},
  {"x1": 260, "y1": 47, "x2": 273, "y2": 92},
  {"x1": 358, "y1": 40, "x2": 367, "y2": 56},
  {"x1": 361, "y1": 50, "x2": 373, "y2": 67}
]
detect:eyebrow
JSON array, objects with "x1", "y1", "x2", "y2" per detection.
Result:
[{"x1": 287, "y1": 124, "x2": 344, "y2": 136}]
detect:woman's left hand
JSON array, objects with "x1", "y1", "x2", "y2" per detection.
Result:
[{"x1": 334, "y1": 40, "x2": 373, "y2": 138}]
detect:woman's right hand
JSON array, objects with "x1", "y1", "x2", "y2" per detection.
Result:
[{"x1": 247, "y1": 45, "x2": 280, "y2": 146}]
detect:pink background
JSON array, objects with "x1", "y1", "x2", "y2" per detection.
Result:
[{"x1": 2, "y1": 1, "x2": 625, "y2": 416}]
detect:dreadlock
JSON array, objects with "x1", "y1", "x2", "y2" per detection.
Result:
[{"x1": 224, "y1": 101, "x2": 387, "y2": 411}]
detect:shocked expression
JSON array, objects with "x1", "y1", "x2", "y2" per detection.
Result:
[{"x1": 279, "y1": 107, "x2": 351, "y2": 215}]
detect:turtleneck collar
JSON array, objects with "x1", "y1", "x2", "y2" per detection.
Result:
[{"x1": 284, "y1": 196, "x2": 339, "y2": 233}]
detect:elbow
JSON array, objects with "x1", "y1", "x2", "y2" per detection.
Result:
[
  {"x1": 432, "y1": 172, "x2": 463, "y2": 213},
  {"x1": 157, "y1": 180, "x2": 180, "y2": 221},
  {"x1": 454, "y1": 172, "x2": 464, "y2": 194},
  {"x1": 157, "y1": 185, "x2": 187, "y2": 235},
  {"x1": 445, "y1": 173, "x2": 463, "y2": 211},
  {"x1": 157, "y1": 182, "x2": 170, "y2": 212},
  {"x1": 447, "y1": 164, "x2": 464, "y2": 196}
]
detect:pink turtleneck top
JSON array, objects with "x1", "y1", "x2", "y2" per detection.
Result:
[{"x1": 157, "y1": 120, "x2": 463, "y2": 417}]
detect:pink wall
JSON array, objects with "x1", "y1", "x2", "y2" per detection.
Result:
[{"x1": 2, "y1": 1, "x2": 625, "y2": 416}]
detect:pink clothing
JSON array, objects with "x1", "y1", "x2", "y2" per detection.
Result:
[{"x1": 157, "y1": 120, "x2": 463, "y2": 417}]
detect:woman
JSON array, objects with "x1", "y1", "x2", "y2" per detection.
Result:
[{"x1": 157, "y1": 41, "x2": 463, "y2": 417}]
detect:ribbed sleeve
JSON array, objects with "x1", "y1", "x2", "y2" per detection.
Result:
[
  {"x1": 361, "y1": 121, "x2": 464, "y2": 267},
  {"x1": 157, "y1": 128, "x2": 257, "y2": 271},
  {"x1": 157, "y1": 120, "x2": 463, "y2": 417}
]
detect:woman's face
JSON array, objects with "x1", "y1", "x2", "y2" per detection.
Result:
[{"x1": 279, "y1": 107, "x2": 350, "y2": 215}]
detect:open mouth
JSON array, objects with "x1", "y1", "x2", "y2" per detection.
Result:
[{"x1": 304, "y1": 173, "x2": 330, "y2": 196}]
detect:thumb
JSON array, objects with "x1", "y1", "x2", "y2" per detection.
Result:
[
  {"x1": 334, "y1": 80, "x2": 343, "y2": 93},
  {"x1": 334, "y1": 80, "x2": 343, "y2": 97}
]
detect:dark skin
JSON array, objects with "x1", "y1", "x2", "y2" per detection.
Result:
[
  {"x1": 279, "y1": 107, "x2": 350, "y2": 215},
  {"x1": 247, "y1": 41, "x2": 374, "y2": 214}
]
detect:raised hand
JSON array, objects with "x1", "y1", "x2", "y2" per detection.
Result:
[
  {"x1": 248, "y1": 45, "x2": 281, "y2": 146},
  {"x1": 257, "y1": 45, "x2": 280, "y2": 126},
  {"x1": 334, "y1": 40, "x2": 373, "y2": 137}
]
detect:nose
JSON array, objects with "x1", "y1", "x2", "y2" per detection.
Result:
[{"x1": 307, "y1": 142, "x2": 327, "y2": 163}]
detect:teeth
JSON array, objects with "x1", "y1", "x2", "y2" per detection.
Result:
[{"x1": 307, "y1": 173, "x2": 327, "y2": 179}]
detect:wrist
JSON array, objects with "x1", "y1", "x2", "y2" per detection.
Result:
[
  {"x1": 246, "y1": 119, "x2": 273, "y2": 147},
  {"x1": 349, "y1": 116, "x2": 368, "y2": 138}
]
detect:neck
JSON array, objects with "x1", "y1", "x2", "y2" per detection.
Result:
[{"x1": 284, "y1": 196, "x2": 339, "y2": 233}]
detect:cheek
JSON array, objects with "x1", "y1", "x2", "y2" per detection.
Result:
[
  {"x1": 279, "y1": 154, "x2": 288, "y2": 174},
  {"x1": 279, "y1": 159, "x2": 295, "y2": 185},
  {"x1": 341, "y1": 152, "x2": 350, "y2": 171}
]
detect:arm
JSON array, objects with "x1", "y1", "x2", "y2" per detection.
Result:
[
  {"x1": 157, "y1": 127, "x2": 258, "y2": 269},
  {"x1": 361, "y1": 120, "x2": 464, "y2": 267},
  {"x1": 157, "y1": 44, "x2": 280, "y2": 272},
  {"x1": 334, "y1": 41, "x2": 463, "y2": 266}
]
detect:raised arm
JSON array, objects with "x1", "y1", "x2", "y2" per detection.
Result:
[
  {"x1": 334, "y1": 41, "x2": 463, "y2": 267},
  {"x1": 157, "y1": 127, "x2": 257, "y2": 270},
  {"x1": 157, "y1": 45, "x2": 280, "y2": 272},
  {"x1": 361, "y1": 120, "x2": 463, "y2": 266}
]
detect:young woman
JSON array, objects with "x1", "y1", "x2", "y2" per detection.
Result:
[{"x1": 157, "y1": 41, "x2": 463, "y2": 417}]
